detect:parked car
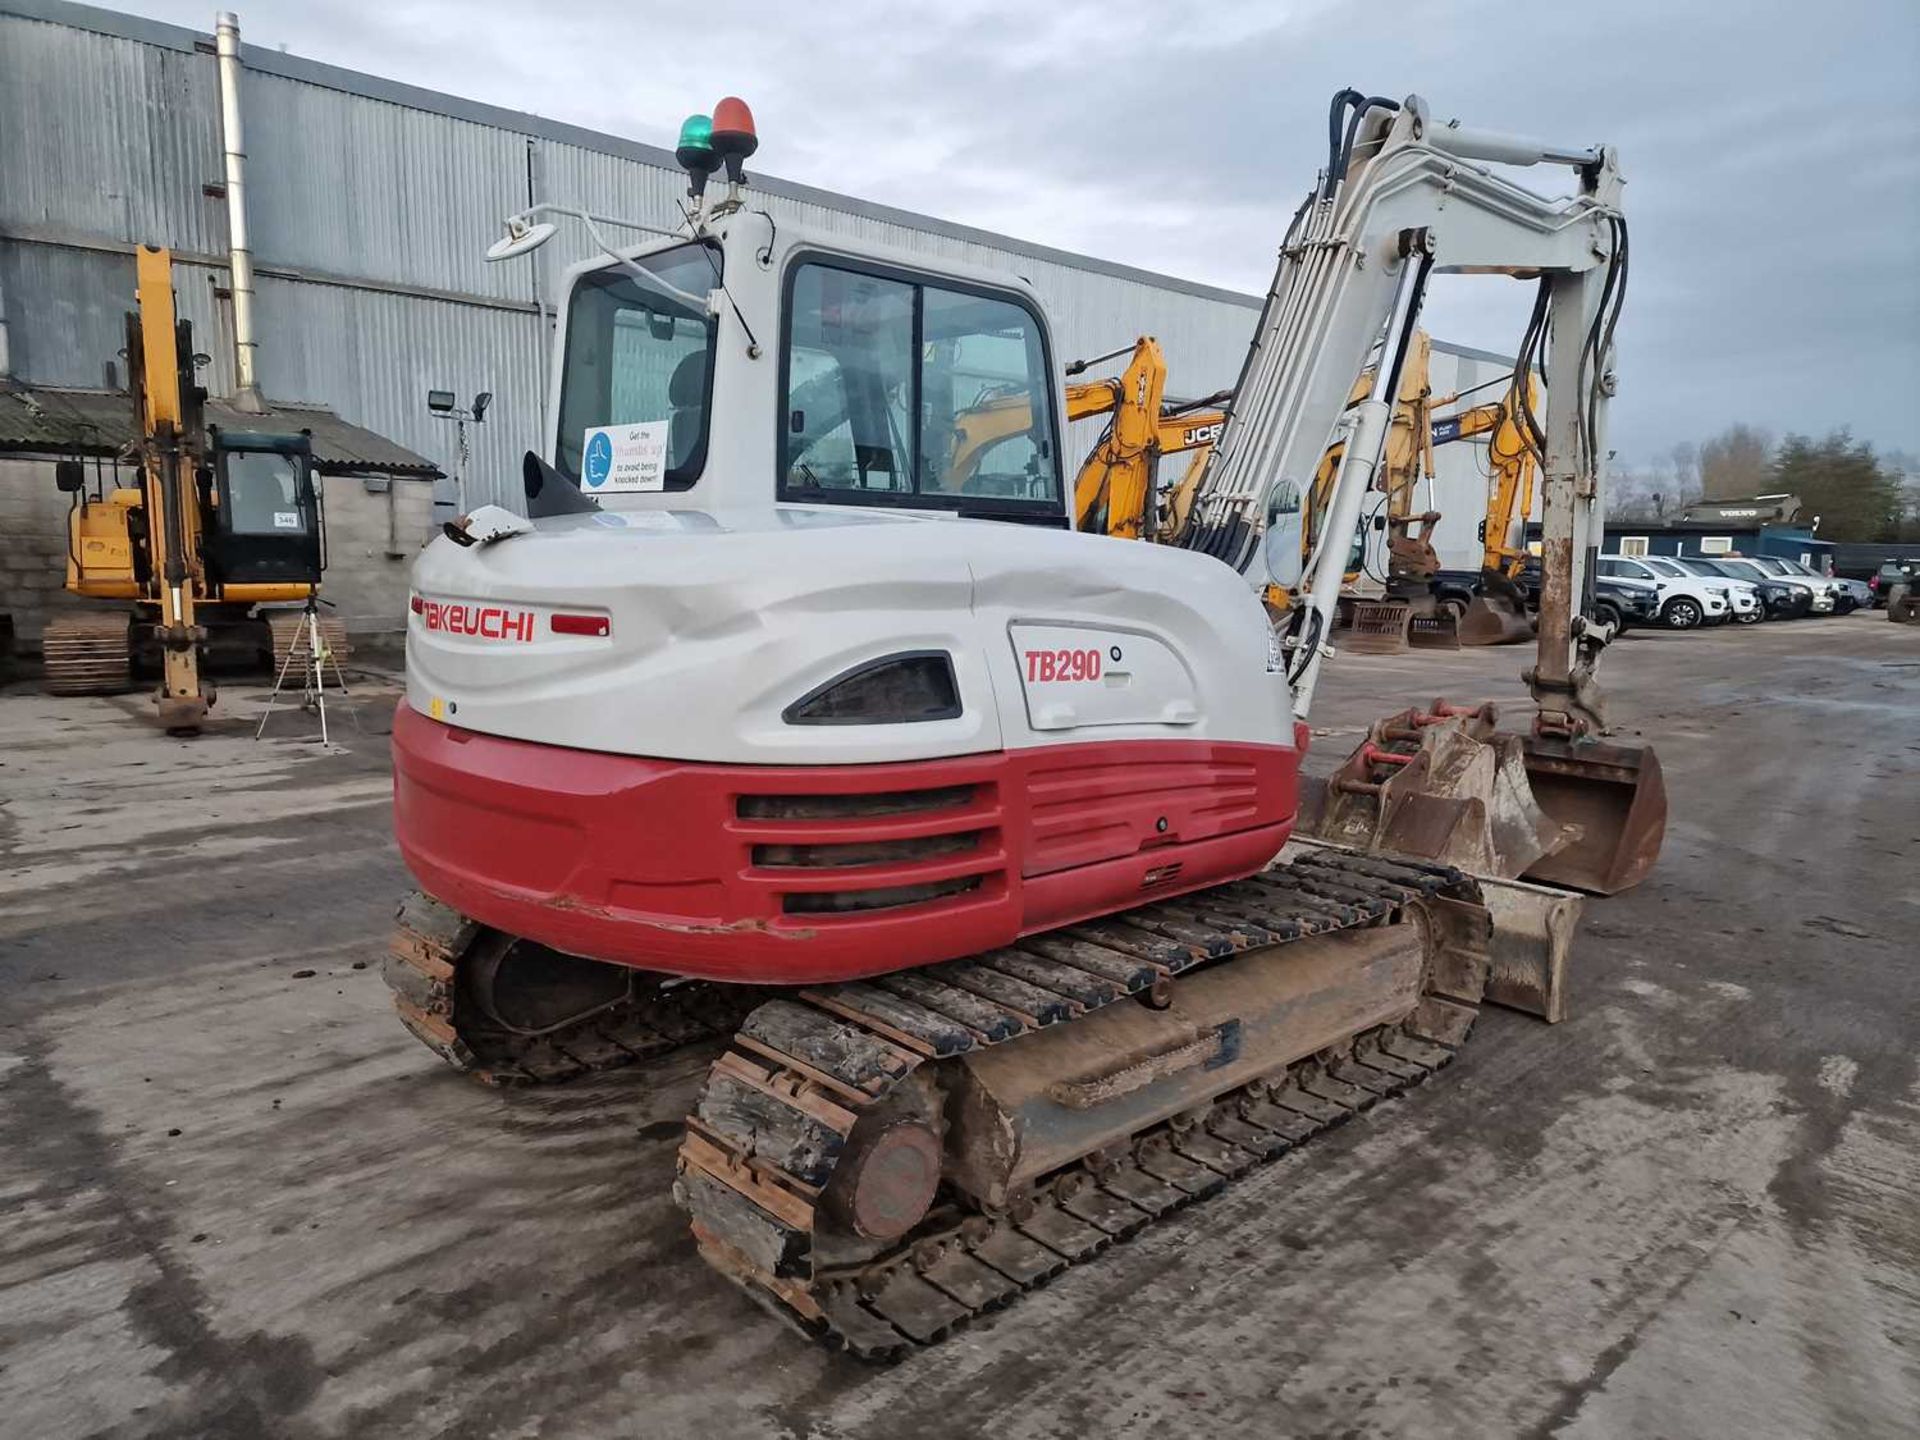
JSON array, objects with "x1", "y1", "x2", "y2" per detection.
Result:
[
  {"x1": 1691, "y1": 557, "x2": 1810, "y2": 617},
  {"x1": 1637, "y1": 555, "x2": 1762, "y2": 624},
  {"x1": 1595, "y1": 555, "x2": 1731, "y2": 629},
  {"x1": 1778, "y1": 558, "x2": 1859, "y2": 614},
  {"x1": 1430, "y1": 567, "x2": 1541, "y2": 616},
  {"x1": 1664, "y1": 556, "x2": 1795, "y2": 620},
  {"x1": 1870, "y1": 561, "x2": 1919, "y2": 609},
  {"x1": 1748, "y1": 556, "x2": 1847, "y2": 614},
  {"x1": 1593, "y1": 575, "x2": 1660, "y2": 632},
  {"x1": 1830, "y1": 575, "x2": 1873, "y2": 611},
  {"x1": 1710, "y1": 556, "x2": 1831, "y2": 616}
]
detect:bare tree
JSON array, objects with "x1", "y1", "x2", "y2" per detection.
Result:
[
  {"x1": 1607, "y1": 462, "x2": 1668, "y2": 520},
  {"x1": 1698, "y1": 424, "x2": 1774, "y2": 500},
  {"x1": 1886, "y1": 449, "x2": 1920, "y2": 540},
  {"x1": 1665, "y1": 442, "x2": 1701, "y2": 509}
]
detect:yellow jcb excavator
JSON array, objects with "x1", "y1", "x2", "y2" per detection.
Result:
[
  {"x1": 1428, "y1": 371, "x2": 1543, "y2": 645},
  {"x1": 955, "y1": 332, "x2": 1542, "y2": 659},
  {"x1": 947, "y1": 335, "x2": 1228, "y2": 541},
  {"x1": 1053, "y1": 331, "x2": 1454, "y2": 650},
  {"x1": 47, "y1": 246, "x2": 345, "y2": 731}
]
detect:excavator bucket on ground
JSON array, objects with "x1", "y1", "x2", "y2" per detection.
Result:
[
  {"x1": 1336, "y1": 599, "x2": 1414, "y2": 654},
  {"x1": 1455, "y1": 593, "x2": 1535, "y2": 646},
  {"x1": 1300, "y1": 702, "x2": 1572, "y2": 880},
  {"x1": 1406, "y1": 607, "x2": 1462, "y2": 650},
  {"x1": 1296, "y1": 699, "x2": 1609, "y2": 1020},
  {"x1": 1301, "y1": 693, "x2": 1667, "y2": 910},
  {"x1": 1516, "y1": 734, "x2": 1668, "y2": 896},
  {"x1": 1334, "y1": 598, "x2": 1462, "y2": 653}
]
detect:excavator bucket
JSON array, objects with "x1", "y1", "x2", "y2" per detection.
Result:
[
  {"x1": 1406, "y1": 608, "x2": 1461, "y2": 650},
  {"x1": 1298, "y1": 702, "x2": 1574, "y2": 880},
  {"x1": 1455, "y1": 593, "x2": 1535, "y2": 646},
  {"x1": 1517, "y1": 734, "x2": 1668, "y2": 896},
  {"x1": 1336, "y1": 599, "x2": 1414, "y2": 655},
  {"x1": 1294, "y1": 700, "x2": 1597, "y2": 1022},
  {"x1": 1477, "y1": 872, "x2": 1583, "y2": 1022}
]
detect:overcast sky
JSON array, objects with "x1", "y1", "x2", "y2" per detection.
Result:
[{"x1": 132, "y1": 0, "x2": 1920, "y2": 465}]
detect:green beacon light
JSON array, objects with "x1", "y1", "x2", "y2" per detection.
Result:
[{"x1": 676, "y1": 114, "x2": 718, "y2": 199}]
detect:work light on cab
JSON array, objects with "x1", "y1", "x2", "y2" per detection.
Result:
[
  {"x1": 676, "y1": 113, "x2": 717, "y2": 198},
  {"x1": 710, "y1": 96, "x2": 758, "y2": 183}
]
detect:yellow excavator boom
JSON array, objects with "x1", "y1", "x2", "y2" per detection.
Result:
[
  {"x1": 948, "y1": 336, "x2": 1227, "y2": 541},
  {"x1": 131, "y1": 246, "x2": 213, "y2": 730},
  {"x1": 1430, "y1": 372, "x2": 1542, "y2": 581},
  {"x1": 50, "y1": 245, "x2": 336, "y2": 727}
]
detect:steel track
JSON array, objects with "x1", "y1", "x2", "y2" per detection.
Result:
[
  {"x1": 672, "y1": 849, "x2": 1491, "y2": 1358},
  {"x1": 382, "y1": 891, "x2": 756, "y2": 1085}
]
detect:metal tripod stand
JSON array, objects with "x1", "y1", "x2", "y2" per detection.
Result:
[{"x1": 254, "y1": 599, "x2": 357, "y2": 746}]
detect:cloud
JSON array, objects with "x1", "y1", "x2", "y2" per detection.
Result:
[{"x1": 126, "y1": 0, "x2": 1920, "y2": 461}]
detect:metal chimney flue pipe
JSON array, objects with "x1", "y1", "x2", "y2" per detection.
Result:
[{"x1": 215, "y1": 11, "x2": 264, "y2": 411}]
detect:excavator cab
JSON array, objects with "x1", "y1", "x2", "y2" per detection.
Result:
[{"x1": 202, "y1": 429, "x2": 324, "y2": 589}]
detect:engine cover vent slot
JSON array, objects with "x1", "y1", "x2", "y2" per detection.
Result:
[
  {"x1": 754, "y1": 833, "x2": 982, "y2": 869},
  {"x1": 783, "y1": 651, "x2": 960, "y2": 725},
  {"x1": 783, "y1": 875, "x2": 983, "y2": 915},
  {"x1": 738, "y1": 785, "x2": 976, "y2": 821}
]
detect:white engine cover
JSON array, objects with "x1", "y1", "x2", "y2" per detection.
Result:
[{"x1": 405, "y1": 504, "x2": 1292, "y2": 765}]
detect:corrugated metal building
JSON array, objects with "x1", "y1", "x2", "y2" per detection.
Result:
[
  {"x1": 0, "y1": 0, "x2": 1269, "y2": 516},
  {"x1": 0, "y1": 0, "x2": 1525, "y2": 641}
]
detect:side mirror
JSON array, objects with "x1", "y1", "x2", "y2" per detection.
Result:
[
  {"x1": 1262, "y1": 480, "x2": 1305, "y2": 589},
  {"x1": 54, "y1": 460, "x2": 85, "y2": 493}
]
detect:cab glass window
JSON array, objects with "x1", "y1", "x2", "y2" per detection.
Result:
[
  {"x1": 780, "y1": 258, "x2": 1061, "y2": 516},
  {"x1": 783, "y1": 266, "x2": 914, "y2": 494},
  {"x1": 555, "y1": 243, "x2": 718, "y2": 490},
  {"x1": 920, "y1": 286, "x2": 1054, "y2": 500},
  {"x1": 220, "y1": 450, "x2": 309, "y2": 536}
]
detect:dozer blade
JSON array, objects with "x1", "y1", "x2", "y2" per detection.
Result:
[
  {"x1": 1455, "y1": 594, "x2": 1535, "y2": 646},
  {"x1": 1478, "y1": 873, "x2": 1583, "y2": 1023},
  {"x1": 1517, "y1": 734, "x2": 1667, "y2": 896}
]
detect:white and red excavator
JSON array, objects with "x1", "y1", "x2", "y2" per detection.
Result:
[{"x1": 382, "y1": 91, "x2": 1666, "y2": 1357}]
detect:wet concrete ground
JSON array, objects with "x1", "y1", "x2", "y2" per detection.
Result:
[{"x1": 2, "y1": 617, "x2": 1915, "y2": 1439}]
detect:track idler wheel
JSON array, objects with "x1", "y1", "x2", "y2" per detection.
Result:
[{"x1": 826, "y1": 1119, "x2": 943, "y2": 1243}]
